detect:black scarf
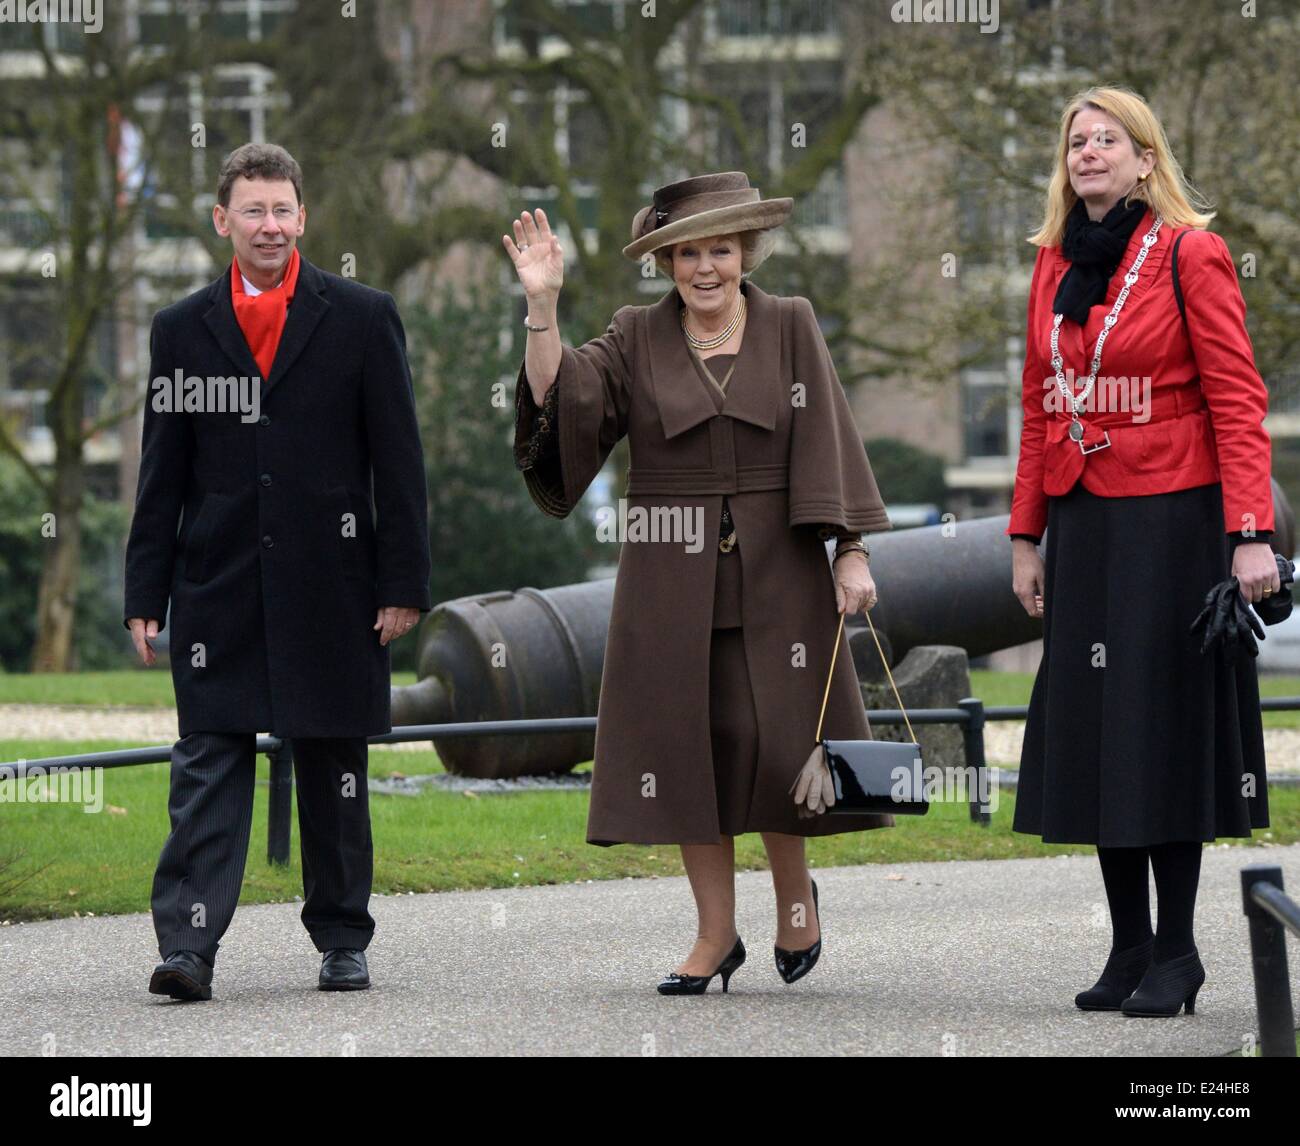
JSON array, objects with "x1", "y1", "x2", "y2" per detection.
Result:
[{"x1": 1052, "y1": 196, "x2": 1147, "y2": 325}]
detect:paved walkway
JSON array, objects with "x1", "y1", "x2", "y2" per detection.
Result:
[{"x1": 1, "y1": 846, "x2": 1296, "y2": 1056}]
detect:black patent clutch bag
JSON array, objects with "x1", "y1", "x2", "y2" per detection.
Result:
[
  {"x1": 822, "y1": 737, "x2": 928, "y2": 815},
  {"x1": 791, "y1": 610, "x2": 929, "y2": 818}
]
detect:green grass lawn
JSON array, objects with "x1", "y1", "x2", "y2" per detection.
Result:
[
  {"x1": 7, "y1": 668, "x2": 1300, "y2": 727},
  {"x1": 2, "y1": 736, "x2": 1297, "y2": 924},
  {"x1": 971, "y1": 671, "x2": 1300, "y2": 729}
]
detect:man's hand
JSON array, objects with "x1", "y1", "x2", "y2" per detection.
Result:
[
  {"x1": 374, "y1": 605, "x2": 421, "y2": 646},
  {"x1": 128, "y1": 618, "x2": 161, "y2": 666}
]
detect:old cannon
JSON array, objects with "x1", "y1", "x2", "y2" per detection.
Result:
[
  {"x1": 392, "y1": 479, "x2": 1294, "y2": 777},
  {"x1": 392, "y1": 579, "x2": 613, "y2": 779}
]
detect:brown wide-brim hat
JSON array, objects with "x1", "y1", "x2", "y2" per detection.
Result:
[{"x1": 622, "y1": 171, "x2": 793, "y2": 262}]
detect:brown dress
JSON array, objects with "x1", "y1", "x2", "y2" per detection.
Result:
[
  {"x1": 513, "y1": 281, "x2": 893, "y2": 845},
  {"x1": 700, "y1": 352, "x2": 780, "y2": 832}
]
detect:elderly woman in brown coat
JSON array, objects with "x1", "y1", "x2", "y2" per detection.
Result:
[{"x1": 506, "y1": 172, "x2": 895, "y2": 994}]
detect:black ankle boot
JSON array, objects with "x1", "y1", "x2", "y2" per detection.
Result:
[
  {"x1": 1121, "y1": 949, "x2": 1205, "y2": 1017},
  {"x1": 1074, "y1": 937, "x2": 1154, "y2": 1011}
]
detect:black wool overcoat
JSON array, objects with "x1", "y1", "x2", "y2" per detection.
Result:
[{"x1": 123, "y1": 254, "x2": 432, "y2": 737}]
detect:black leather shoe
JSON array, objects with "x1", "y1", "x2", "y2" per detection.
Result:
[
  {"x1": 657, "y1": 936, "x2": 745, "y2": 995},
  {"x1": 775, "y1": 878, "x2": 821, "y2": 984},
  {"x1": 148, "y1": 951, "x2": 213, "y2": 1001},
  {"x1": 319, "y1": 948, "x2": 370, "y2": 991},
  {"x1": 1121, "y1": 949, "x2": 1205, "y2": 1017},
  {"x1": 1075, "y1": 937, "x2": 1154, "y2": 1011}
]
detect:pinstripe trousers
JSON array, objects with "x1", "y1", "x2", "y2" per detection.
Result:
[{"x1": 151, "y1": 731, "x2": 375, "y2": 963}]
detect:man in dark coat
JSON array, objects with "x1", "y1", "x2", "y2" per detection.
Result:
[{"x1": 123, "y1": 143, "x2": 431, "y2": 999}]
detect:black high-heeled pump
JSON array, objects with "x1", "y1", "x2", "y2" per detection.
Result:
[
  {"x1": 775, "y1": 878, "x2": 821, "y2": 984},
  {"x1": 1075, "y1": 936, "x2": 1154, "y2": 1011},
  {"x1": 1121, "y1": 949, "x2": 1205, "y2": 1017},
  {"x1": 657, "y1": 935, "x2": 746, "y2": 995}
]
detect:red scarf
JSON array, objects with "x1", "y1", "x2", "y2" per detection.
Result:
[{"x1": 230, "y1": 246, "x2": 301, "y2": 379}]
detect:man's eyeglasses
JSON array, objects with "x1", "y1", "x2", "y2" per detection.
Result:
[{"x1": 233, "y1": 207, "x2": 299, "y2": 221}]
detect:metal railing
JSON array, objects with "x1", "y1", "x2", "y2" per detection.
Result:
[
  {"x1": 1, "y1": 702, "x2": 1002, "y2": 862},
  {"x1": 1241, "y1": 865, "x2": 1298, "y2": 1058},
  {"x1": 10, "y1": 693, "x2": 1300, "y2": 857}
]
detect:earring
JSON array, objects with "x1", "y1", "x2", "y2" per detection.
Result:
[{"x1": 1138, "y1": 171, "x2": 1148, "y2": 181}]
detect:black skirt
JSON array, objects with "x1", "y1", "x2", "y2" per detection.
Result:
[{"x1": 1013, "y1": 480, "x2": 1269, "y2": 846}]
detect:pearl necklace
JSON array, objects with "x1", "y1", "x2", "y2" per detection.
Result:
[
  {"x1": 682, "y1": 293, "x2": 745, "y2": 350},
  {"x1": 1049, "y1": 213, "x2": 1163, "y2": 451}
]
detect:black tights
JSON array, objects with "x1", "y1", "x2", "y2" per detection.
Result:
[{"x1": 1096, "y1": 842, "x2": 1203, "y2": 962}]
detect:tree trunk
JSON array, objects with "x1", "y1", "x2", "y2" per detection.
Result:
[{"x1": 30, "y1": 456, "x2": 84, "y2": 673}]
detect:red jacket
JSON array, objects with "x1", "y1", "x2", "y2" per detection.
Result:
[{"x1": 1007, "y1": 210, "x2": 1273, "y2": 541}]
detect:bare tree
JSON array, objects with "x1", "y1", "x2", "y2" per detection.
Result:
[
  {"x1": 861, "y1": 0, "x2": 1299, "y2": 393},
  {"x1": 0, "y1": 5, "x2": 279, "y2": 670}
]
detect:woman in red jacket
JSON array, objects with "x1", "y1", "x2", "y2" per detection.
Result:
[{"x1": 1007, "y1": 86, "x2": 1279, "y2": 1018}]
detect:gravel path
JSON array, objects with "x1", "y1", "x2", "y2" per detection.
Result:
[
  {"x1": 0, "y1": 705, "x2": 430, "y2": 752},
  {"x1": 3, "y1": 704, "x2": 1298, "y2": 770}
]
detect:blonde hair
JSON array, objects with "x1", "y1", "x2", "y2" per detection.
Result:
[
  {"x1": 653, "y1": 229, "x2": 776, "y2": 276},
  {"x1": 1029, "y1": 85, "x2": 1215, "y2": 247}
]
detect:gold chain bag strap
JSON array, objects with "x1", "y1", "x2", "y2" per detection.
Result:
[{"x1": 789, "y1": 610, "x2": 929, "y2": 818}]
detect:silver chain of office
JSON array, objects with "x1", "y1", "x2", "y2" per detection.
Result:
[{"x1": 1050, "y1": 213, "x2": 1164, "y2": 442}]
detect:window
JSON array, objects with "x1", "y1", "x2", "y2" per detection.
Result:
[
  {"x1": 211, "y1": 0, "x2": 297, "y2": 43},
  {"x1": 0, "y1": 278, "x2": 59, "y2": 392},
  {"x1": 0, "y1": 203, "x2": 54, "y2": 247},
  {"x1": 963, "y1": 379, "x2": 1010, "y2": 460},
  {"x1": 0, "y1": 21, "x2": 39, "y2": 50},
  {"x1": 498, "y1": 0, "x2": 624, "y2": 42},
  {"x1": 715, "y1": 0, "x2": 837, "y2": 37},
  {"x1": 797, "y1": 166, "x2": 846, "y2": 229},
  {"x1": 566, "y1": 97, "x2": 607, "y2": 178},
  {"x1": 563, "y1": 1, "x2": 618, "y2": 34},
  {"x1": 708, "y1": 62, "x2": 846, "y2": 231},
  {"x1": 715, "y1": 89, "x2": 772, "y2": 175},
  {"x1": 136, "y1": 0, "x2": 296, "y2": 46},
  {"x1": 137, "y1": 3, "x2": 186, "y2": 47}
]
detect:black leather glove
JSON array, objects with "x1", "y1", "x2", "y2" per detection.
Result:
[
  {"x1": 1189, "y1": 577, "x2": 1266, "y2": 663},
  {"x1": 1253, "y1": 553, "x2": 1296, "y2": 627}
]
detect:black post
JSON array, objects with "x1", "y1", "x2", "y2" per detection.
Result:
[
  {"x1": 957, "y1": 697, "x2": 990, "y2": 827},
  {"x1": 1240, "y1": 864, "x2": 1296, "y2": 1058},
  {"x1": 265, "y1": 737, "x2": 294, "y2": 867}
]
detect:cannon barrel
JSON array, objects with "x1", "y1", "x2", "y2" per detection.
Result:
[
  {"x1": 860, "y1": 513, "x2": 1034, "y2": 662},
  {"x1": 863, "y1": 478, "x2": 1292, "y2": 658},
  {"x1": 391, "y1": 581, "x2": 612, "y2": 778},
  {"x1": 393, "y1": 482, "x2": 1294, "y2": 777}
]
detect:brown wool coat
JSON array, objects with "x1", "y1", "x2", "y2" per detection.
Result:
[{"x1": 513, "y1": 279, "x2": 896, "y2": 845}]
